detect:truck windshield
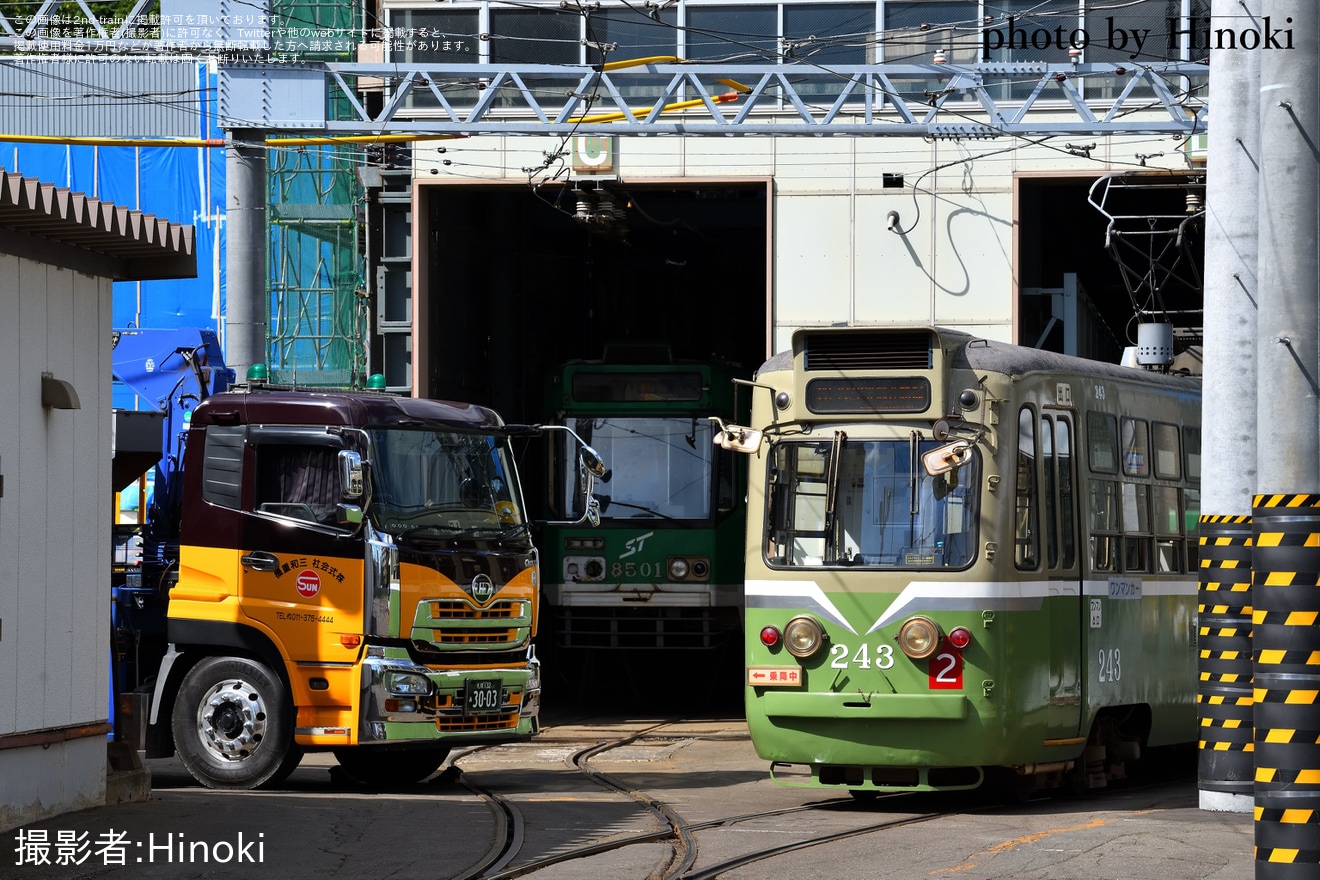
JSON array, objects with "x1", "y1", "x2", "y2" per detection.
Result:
[
  {"x1": 562, "y1": 417, "x2": 714, "y2": 521},
  {"x1": 367, "y1": 429, "x2": 526, "y2": 537},
  {"x1": 766, "y1": 436, "x2": 979, "y2": 569}
]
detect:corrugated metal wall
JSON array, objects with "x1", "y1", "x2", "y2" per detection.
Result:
[{"x1": 0, "y1": 60, "x2": 201, "y2": 139}]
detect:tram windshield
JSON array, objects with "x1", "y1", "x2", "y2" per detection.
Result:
[
  {"x1": 765, "y1": 434, "x2": 980, "y2": 569},
  {"x1": 561, "y1": 417, "x2": 714, "y2": 521}
]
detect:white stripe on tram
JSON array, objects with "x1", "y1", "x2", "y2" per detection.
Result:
[{"x1": 747, "y1": 576, "x2": 1197, "y2": 636}]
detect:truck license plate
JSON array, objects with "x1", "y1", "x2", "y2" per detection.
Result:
[{"x1": 465, "y1": 679, "x2": 502, "y2": 715}]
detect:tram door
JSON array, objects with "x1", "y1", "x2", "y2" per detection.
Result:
[{"x1": 1040, "y1": 409, "x2": 1082, "y2": 738}]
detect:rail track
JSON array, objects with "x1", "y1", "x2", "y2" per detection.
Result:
[{"x1": 447, "y1": 718, "x2": 953, "y2": 880}]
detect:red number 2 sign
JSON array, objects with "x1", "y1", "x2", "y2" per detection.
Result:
[{"x1": 929, "y1": 650, "x2": 963, "y2": 689}]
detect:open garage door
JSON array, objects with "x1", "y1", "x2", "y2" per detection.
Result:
[
  {"x1": 1017, "y1": 173, "x2": 1205, "y2": 366},
  {"x1": 414, "y1": 180, "x2": 770, "y2": 425}
]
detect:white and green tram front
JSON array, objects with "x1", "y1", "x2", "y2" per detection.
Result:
[{"x1": 736, "y1": 327, "x2": 1199, "y2": 794}]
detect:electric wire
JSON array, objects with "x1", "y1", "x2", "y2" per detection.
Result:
[{"x1": 0, "y1": 2, "x2": 1211, "y2": 207}]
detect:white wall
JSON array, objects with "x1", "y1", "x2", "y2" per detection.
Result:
[
  {"x1": 0, "y1": 254, "x2": 112, "y2": 832},
  {"x1": 413, "y1": 124, "x2": 1192, "y2": 358}
]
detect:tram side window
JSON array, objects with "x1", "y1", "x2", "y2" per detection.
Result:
[
  {"x1": 1041, "y1": 415, "x2": 1058, "y2": 568},
  {"x1": 1122, "y1": 482, "x2": 1152, "y2": 572},
  {"x1": 1087, "y1": 478, "x2": 1120, "y2": 572},
  {"x1": 1153, "y1": 485, "x2": 1182, "y2": 572},
  {"x1": 1184, "y1": 426, "x2": 1202, "y2": 570},
  {"x1": 1087, "y1": 411, "x2": 1118, "y2": 474},
  {"x1": 1121, "y1": 417, "x2": 1150, "y2": 477},
  {"x1": 1185, "y1": 487, "x2": 1201, "y2": 570},
  {"x1": 1042, "y1": 414, "x2": 1077, "y2": 571},
  {"x1": 1152, "y1": 422, "x2": 1181, "y2": 480},
  {"x1": 1015, "y1": 407, "x2": 1039, "y2": 570},
  {"x1": 1184, "y1": 426, "x2": 1202, "y2": 482}
]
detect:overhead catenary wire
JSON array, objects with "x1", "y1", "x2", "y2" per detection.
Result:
[{"x1": 0, "y1": 2, "x2": 1209, "y2": 193}]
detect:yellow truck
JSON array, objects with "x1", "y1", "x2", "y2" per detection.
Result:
[{"x1": 115, "y1": 369, "x2": 603, "y2": 789}]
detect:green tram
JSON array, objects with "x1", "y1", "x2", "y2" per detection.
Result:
[
  {"x1": 717, "y1": 326, "x2": 1201, "y2": 795},
  {"x1": 540, "y1": 347, "x2": 747, "y2": 654}
]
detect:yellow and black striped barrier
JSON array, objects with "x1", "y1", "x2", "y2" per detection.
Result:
[
  {"x1": 1253, "y1": 494, "x2": 1320, "y2": 877},
  {"x1": 1199, "y1": 514, "x2": 1255, "y2": 799}
]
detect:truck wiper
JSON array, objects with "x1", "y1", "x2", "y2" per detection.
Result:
[{"x1": 398, "y1": 522, "x2": 530, "y2": 543}]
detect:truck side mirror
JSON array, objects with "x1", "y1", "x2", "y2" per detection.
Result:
[{"x1": 339, "y1": 450, "x2": 364, "y2": 498}]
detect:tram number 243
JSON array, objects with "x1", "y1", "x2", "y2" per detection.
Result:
[
  {"x1": 828, "y1": 642, "x2": 964, "y2": 690},
  {"x1": 1098, "y1": 648, "x2": 1122, "y2": 682}
]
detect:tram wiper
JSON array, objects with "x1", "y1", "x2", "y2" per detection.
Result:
[
  {"x1": 595, "y1": 496, "x2": 677, "y2": 522},
  {"x1": 824, "y1": 431, "x2": 845, "y2": 562}
]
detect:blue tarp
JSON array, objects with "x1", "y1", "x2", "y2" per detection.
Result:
[{"x1": 0, "y1": 64, "x2": 226, "y2": 412}]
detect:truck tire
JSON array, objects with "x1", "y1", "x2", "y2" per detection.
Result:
[
  {"x1": 332, "y1": 747, "x2": 450, "y2": 788},
  {"x1": 266, "y1": 742, "x2": 305, "y2": 787},
  {"x1": 172, "y1": 656, "x2": 295, "y2": 790}
]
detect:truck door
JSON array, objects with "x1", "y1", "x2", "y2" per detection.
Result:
[
  {"x1": 239, "y1": 429, "x2": 365, "y2": 663},
  {"x1": 1041, "y1": 408, "x2": 1082, "y2": 739}
]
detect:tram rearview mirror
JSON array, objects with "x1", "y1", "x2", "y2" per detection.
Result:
[
  {"x1": 708, "y1": 417, "x2": 763, "y2": 454},
  {"x1": 922, "y1": 440, "x2": 973, "y2": 477},
  {"x1": 579, "y1": 444, "x2": 607, "y2": 478}
]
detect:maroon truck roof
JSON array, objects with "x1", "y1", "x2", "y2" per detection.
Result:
[{"x1": 190, "y1": 388, "x2": 507, "y2": 432}]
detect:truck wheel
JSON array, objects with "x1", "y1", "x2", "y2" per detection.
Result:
[
  {"x1": 172, "y1": 656, "x2": 294, "y2": 790},
  {"x1": 332, "y1": 747, "x2": 450, "y2": 788},
  {"x1": 266, "y1": 743, "x2": 305, "y2": 787}
]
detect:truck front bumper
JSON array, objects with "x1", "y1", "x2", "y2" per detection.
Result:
[{"x1": 355, "y1": 645, "x2": 541, "y2": 745}]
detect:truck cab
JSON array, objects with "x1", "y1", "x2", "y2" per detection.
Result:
[{"x1": 135, "y1": 386, "x2": 585, "y2": 788}]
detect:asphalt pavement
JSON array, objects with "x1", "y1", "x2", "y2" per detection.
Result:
[{"x1": 6, "y1": 716, "x2": 1255, "y2": 880}]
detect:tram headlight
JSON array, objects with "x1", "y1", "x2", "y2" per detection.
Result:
[
  {"x1": 565, "y1": 555, "x2": 605, "y2": 583},
  {"x1": 897, "y1": 616, "x2": 942, "y2": 660},
  {"x1": 668, "y1": 558, "x2": 690, "y2": 580},
  {"x1": 783, "y1": 616, "x2": 827, "y2": 659}
]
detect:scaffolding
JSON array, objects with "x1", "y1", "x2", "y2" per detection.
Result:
[{"x1": 267, "y1": 0, "x2": 367, "y2": 388}]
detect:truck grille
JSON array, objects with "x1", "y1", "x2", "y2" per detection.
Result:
[
  {"x1": 436, "y1": 711, "x2": 520, "y2": 733},
  {"x1": 430, "y1": 599, "x2": 523, "y2": 620},
  {"x1": 430, "y1": 628, "x2": 521, "y2": 645}
]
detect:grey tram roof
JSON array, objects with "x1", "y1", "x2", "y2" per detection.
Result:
[
  {"x1": 757, "y1": 328, "x2": 1200, "y2": 392},
  {"x1": 0, "y1": 169, "x2": 196, "y2": 281}
]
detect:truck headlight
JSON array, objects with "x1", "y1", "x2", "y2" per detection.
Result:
[{"x1": 386, "y1": 672, "x2": 432, "y2": 696}]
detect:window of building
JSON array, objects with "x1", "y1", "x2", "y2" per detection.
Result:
[
  {"x1": 490, "y1": 8, "x2": 581, "y2": 64},
  {"x1": 685, "y1": 6, "x2": 778, "y2": 61}
]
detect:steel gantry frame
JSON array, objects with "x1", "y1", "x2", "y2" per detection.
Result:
[{"x1": 218, "y1": 61, "x2": 1207, "y2": 138}]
